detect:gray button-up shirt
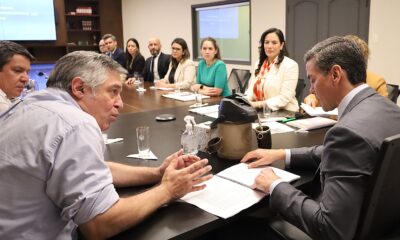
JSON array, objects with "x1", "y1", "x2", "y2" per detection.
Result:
[{"x1": 0, "y1": 88, "x2": 119, "y2": 239}]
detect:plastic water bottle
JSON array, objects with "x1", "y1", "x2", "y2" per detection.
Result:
[{"x1": 181, "y1": 116, "x2": 198, "y2": 155}]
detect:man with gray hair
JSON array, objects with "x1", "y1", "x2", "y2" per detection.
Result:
[
  {"x1": 0, "y1": 41, "x2": 34, "y2": 112},
  {"x1": 0, "y1": 51, "x2": 212, "y2": 239},
  {"x1": 242, "y1": 36, "x2": 400, "y2": 239}
]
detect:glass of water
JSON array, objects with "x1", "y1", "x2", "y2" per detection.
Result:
[
  {"x1": 136, "y1": 126, "x2": 150, "y2": 157},
  {"x1": 263, "y1": 102, "x2": 271, "y2": 118},
  {"x1": 195, "y1": 91, "x2": 203, "y2": 106}
]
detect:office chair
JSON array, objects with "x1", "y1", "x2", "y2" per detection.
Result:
[
  {"x1": 228, "y1": 68, "x2": 251, "y2": 94},
  {"x1": 386, "y1": 84, "x2": 400, "y2": 103},
  {"x1": 295, "y1": 78, "x2": 306, "y2": 104},
  {"x1": 354, "y1": 133, "x2": 400, "y2": 240},
  {"x1": 266, "y1": 133, "x2": 400, "y2": 240}
]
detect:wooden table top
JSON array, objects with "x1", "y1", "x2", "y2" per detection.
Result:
[{"x1": 120, "y1": 82, "x2": 221, "y2": 114}]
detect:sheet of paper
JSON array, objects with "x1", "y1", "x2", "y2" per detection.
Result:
[
  {"x1": 105, "y1": 138, "x2": 123, "y2": 144},
  {"x1": 286, "y1": 116, "x2": 337, "y2": 130},
  {"x1": 301, "y1": 103, "x2": 338, "y2": 117},
  {"x1": 189, "y1": 104, "x2": 219, "y2": 115},
  {"x1": 126, "y1": 150, "x2": 157, "y2": 160},
  {"x1": 252, "y1": 121, "x2": 295, "y2": 134},
  {"x1": 180, "y1": 176, "x2": 266, "y2": 219},
  {"x1": 180, "y1": 163, "x2": 300, "y2": 219},
  {"x1": 217, "y1": 163, "x2": 300, "y2": 188},
  {"x1": 155, "y1": 87, "x2": 175, "y2": 91},
  {"x1": 162, "y1": 92, "x2": 210, "y2": 102}
]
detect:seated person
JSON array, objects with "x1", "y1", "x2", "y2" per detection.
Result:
[
  {"x1": 102, "y1": 33, "x2": 126, "y2": 67},
  {"x1": 0, "y1": 51, "x2": 212, "y2": 239},
  {"x1": 155, "y1": 38, "x2": 196, "y2": 90},
  {"x1": 142, "y1": 37, "x2": 170, "y2": 82},
  {"x1": 247, "y1": 28, "x2": 299, "y2": 112},
  {"x1": 241, "y1": 36, "x2": 400, "y2": 239},
  {"x1": 0, "y1": 41, "x2": 34, "y2": 112},
  {"x1": 304, "y1": 34, "x2": 388, "y2": 107},
  {"x1": 191, "y1": 37, "x2": 230, "y2": 97},
  {"x1": 125, "y1": 38, "x2": 145, "y2": 79}
]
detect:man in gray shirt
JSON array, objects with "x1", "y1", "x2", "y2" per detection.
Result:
[{"x1": 0, "y1": 51, "x2": 212, "y2": 239}]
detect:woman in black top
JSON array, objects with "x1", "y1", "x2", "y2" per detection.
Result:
[{"x1": 125, "y1": 38, "x2": 145, "y2": 79}]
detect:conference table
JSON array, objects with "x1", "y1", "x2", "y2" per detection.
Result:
[{"x1": 104, "y1": 83, "x2": 327, "y2": 240}]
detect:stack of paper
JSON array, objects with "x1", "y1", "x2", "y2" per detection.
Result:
[
  {"x1": 286, "y1": 116, "x2": 337, "y2": 131},
  {"x1": 301, "y1": 103, "x2": 338, "y2": 117},
  {"x1": 181, "y1": 163, "x2": 300, "y2": 219},
  {"x1": 189, "y1": 104, "x2": 219, "y2": 116},
  {"x1": 162, "y1": 92, "x2": 210, "y2": 102}
]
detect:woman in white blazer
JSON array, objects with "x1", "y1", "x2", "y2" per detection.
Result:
[
  {"x1": 247, "y1": 28, "x2": 299, "y2": 112},
  {"x1": 155, "y1": 38, "x2": 196, "y2": 90}
]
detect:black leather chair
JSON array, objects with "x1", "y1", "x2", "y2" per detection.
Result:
[
  {"x1": 228, "y1": 68, "x2": 251, "y2": 94},
  {"x1": 266, "y1": 133, "x2": 400, "y2": 240},
  {"x1": 354, "y1": 133, "x2": 400, "y2": 240},
  {"x1": 387, "y1": 84, "x2": 400, "y2": 103},
  {"x1": 295, "y1": 78, "x2": 306, "y2": 104}
]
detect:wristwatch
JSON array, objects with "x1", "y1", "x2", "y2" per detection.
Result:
[{"x1": 200, "y1": 85, "x2": 204, "y2": 90}]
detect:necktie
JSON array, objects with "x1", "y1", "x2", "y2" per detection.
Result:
[{"x1": 150, "y1": 56, "x2": 156, "y2": 82}]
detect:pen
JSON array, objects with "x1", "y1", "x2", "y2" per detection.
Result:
[{"x1": 281, "y1": 117, "x2": 296, "y2": 123}]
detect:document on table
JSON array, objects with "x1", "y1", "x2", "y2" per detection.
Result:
[
  {"x1": 252, "y1": 121, "x2": 295, "y2": 134},
  {"x1": 189, "y1": 104, "x2": 219, "y2": 115},
  {"x1": 301, "y1": 103, "x2": 338, "y2": 117},
  {"x1": 286, "y1": 116, "x2": 337, "y2": 131},
  {"x1": 162, "y1": 92, "x2": 210, "y2": 101},
  {"x1": 180, "y1": 163, "x2": 300, "y2": 219}
]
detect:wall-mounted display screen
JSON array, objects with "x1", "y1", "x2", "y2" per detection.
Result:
[
  {"x1": 192, "y1": 0, "x2": 250, "y2": 64},
  {"x1": 0, "y1": 0, "x2": 56, "y2": 41}
]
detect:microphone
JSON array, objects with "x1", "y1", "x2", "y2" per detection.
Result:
[{"x1": 38, "y1": 71, "x2": 49, "y2": 79}]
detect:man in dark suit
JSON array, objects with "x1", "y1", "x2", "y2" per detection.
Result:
[
  {"x1": 241, "y1": 36, "x2": 400, "y2": 239},
  {"x1": 102, "y1": 33, "x2": 126, "y2": 67},
  {"x1": 142, "y1": 37, "x2": 170, "y2": 82}
]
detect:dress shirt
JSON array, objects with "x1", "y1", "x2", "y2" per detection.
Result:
[
  {"x1": 152, "y1": 52, "x2": 161, "y2": 81},
  {"x1": 0, "y1": 88, "x2": 119, "y2": 239},
  {"x1": 0, "y1": 89, "x2": 11, "y2": 112}
]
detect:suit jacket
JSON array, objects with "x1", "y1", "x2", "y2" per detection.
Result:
[
  {"x1": 160, "y1": 59, "x2": 196, "y2": 90},
  {"x1": 110, "y1": 47, "x2": 126, "y2": 67},
  {"x1": 247, "y1": 56, "x2": 299, "y2": 112},
  {"x1": 126, "y1": 53, "x2": 145, "y2": 79},
  {"x1": 142, "y1": 52, "x2": 170, "y2": 82},
  {"x1": 270, "y1": 87, "x2": 400, "y2": 240}
]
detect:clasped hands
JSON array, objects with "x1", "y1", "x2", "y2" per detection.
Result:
[{"x1": 159, "y1": 149, "x2": 213, "y2": 200}]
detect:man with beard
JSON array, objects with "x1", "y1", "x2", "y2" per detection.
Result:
[{"x1": 142, "y1": 37, "x2": 170, "y2": 82}]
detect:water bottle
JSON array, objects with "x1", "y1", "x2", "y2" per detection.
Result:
[{"x1": 181, "y1": 116, "x2": 198, "y2": 155}]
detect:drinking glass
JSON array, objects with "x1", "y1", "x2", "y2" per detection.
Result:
[
  {"x1": 263, "y1": 102, "x2": 271, "y2": 118},
  {"x1": 195, "y1": 92, "x2": 203, "y2": 106},
  {"x1": 137, "y1": 77, "x2": 144, "y2": 91},
  {"x1": 136, "y1": 126, "x2": 150, "y2": 157}
]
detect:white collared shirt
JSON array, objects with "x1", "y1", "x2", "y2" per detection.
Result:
[
  {"x1": 0, "y1": 89, "x2": 12, "y2": 112},
  {"x1": 152, "y1": 52, "x2": 161, "y2": 80}
]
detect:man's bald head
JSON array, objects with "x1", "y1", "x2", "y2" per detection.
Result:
[{"x1": 148, "y1": 37, "x2": 162, "y2": 56}]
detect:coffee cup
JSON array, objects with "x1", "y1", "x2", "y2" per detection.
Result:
[
  {"x1": 206, "y1": 137, "x2": 222, "y2": 154},
  {"x1": 254, "y1": 125, "x2": 272, "y2": 149}
]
